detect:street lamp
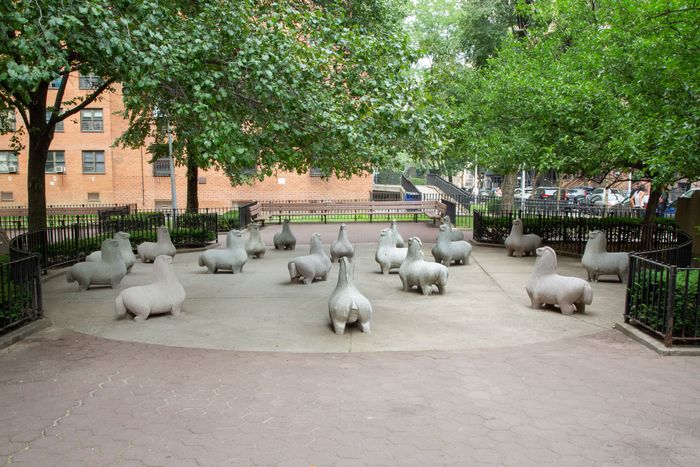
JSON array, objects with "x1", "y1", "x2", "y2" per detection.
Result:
[{"x1": 153, "y1": 107, "x2": 178, "y2": 224}]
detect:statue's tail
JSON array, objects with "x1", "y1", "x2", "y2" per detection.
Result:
[
  {"x1": 583, "y1": 283, "x2": 593, "y2": 305},
  {"x1": 288, "y1": 261, "x2": 297, "y2": 280},
  {"x1": 198, "y1": 254, "x2": 205, "y2": 267},
  {"x1": 66, "y1": 269, "x2": 75, "y2": 283},
  {"x1": 115, "y1": 294, "x2": 126, "y2": 316}
]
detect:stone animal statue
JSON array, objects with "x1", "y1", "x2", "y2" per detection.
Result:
[
  {"x1": 66, "y1": 239, "x2": 127, "y2": 290},
  {"x1": 581, "y1": 230, "x2": 629, "y2": 283},
  {"x1": 288, "y1": 233, "x2": 332, "y2": 284},
  {"x1": 389, "y1": 220, "x2": 404, "y2": 248},
  {"x1": 504, "y1": 218, "x2": 542, "y2": 257},
  {"x1": 273, "y1": 219, "x2": 297, "y2": 250},
  {"x1": 399, "y1": 237, "x2": 449, "y2": 296},
  {"x1": 245, "y1": 223, "x2": 266, "y2": 258},
  {"x1": 431, "y1": 224, "x2": 472, "y2": 266},
  {"x1": 137, "y1": 226, "x2": 176, "y2": 263},
  {"x1": 374, "y1": 228, "x2": 407, "y2": 274},
  {"x1": 441, "y1": 215, "x2": 464, "y2": 241},
  {"x1": 328, "y1": 257, "x2": 372, "y2": 334},
  {"x1": 330, "y1": 224, "x2": 354, "y2": 263},
  {"x1": 115, "y1": 255, "x2": 186, "y2": 322},
  {"x1": 86, "y1": 231, "x2": 136, "y2": 272},
  {"x1": 526, "y1": 246, "x2": 593, "y2": 315},
  {"x1": 198, "y1": 230, "x2": 248, "y2": 273}
]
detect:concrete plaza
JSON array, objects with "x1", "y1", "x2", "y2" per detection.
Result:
[{"x1": 1, "y1": 222, "x2": 699, "y2": 466}]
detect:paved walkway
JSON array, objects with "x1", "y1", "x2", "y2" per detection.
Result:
[{"x1": 1, "y1": 222, "x2": 699, "y2": 466}]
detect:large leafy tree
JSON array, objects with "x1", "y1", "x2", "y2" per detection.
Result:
[
  {"x1": 117, "y1": 0, "x2": 440, "y2": 210},
  {"x1": 0, "y1": 0, "x2": 180, "y2": 230}
]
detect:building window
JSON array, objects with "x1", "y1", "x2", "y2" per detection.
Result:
[
  {"x1": 309, "y1": 167, "x2": 324, "y2": 177},
  {"x1": 155, "y1": 200, "x2": 172, "y2": 212},
  {"x1": 79, "y1": 74, "x2": 101, "y2": 89},
  {"x1": 87, "y1": 192, "x2": 100, "y2": 202},
  {"x1": 1, "y1": 110, "x2": 16, "y2": 132},
  {"x1": 0, "y1": 151, "x2": 18, "y2": 173},
  {"x1": 152, "y1": 158, "x2": 171, "y2": 177},
  {"x1": 49, "y1": 76, "x2": 64, "y2": 89},
  {"x1": 0, "y1": 192, "x2": 13, "y2": 202},
  {"x1": 80, "y1": 109, "x2": 103, "y2": 132},
  {"x1": 46, "y1": 151, "x2": 65, "y2": 173},
  {"x1": 82, "y1": 150, "x2": 105, "y2": 174},
  {"x1": 46, "y1": 110, "x2": 64, "y2": 132}
]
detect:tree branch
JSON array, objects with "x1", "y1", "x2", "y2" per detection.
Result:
[
  {"x1": 56, "y1": 77, "x2": 117, "y2": 121},
  {"x1": 0, "y1": 93, "x2": 29, "y2": 129},
  {"x1": 48, "y1": 69, "x2": 72, "y2": 126}
]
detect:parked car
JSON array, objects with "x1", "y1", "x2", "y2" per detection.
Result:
[
  {"x1": 532, "y1": 187, "x2": 564, "y2": 200},
  {"x1": 514, "y1": 187, "x2": 532, "y2": 200},
  {"x1": 680, "y1": 188, "x2": 700, "y2": 199},
  {"x1": 565, "y1": 187, "x2": 592, "y2": 204},
  {"x1": 589, "y1": 188, "x2": 625, "y2": 205}
]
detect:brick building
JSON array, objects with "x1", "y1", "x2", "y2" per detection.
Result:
[{"x1": 0, "y1": 73, "x2": 372, "y2": 209}]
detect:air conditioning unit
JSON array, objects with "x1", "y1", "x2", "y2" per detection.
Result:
[
  {"x1": 7, "y1": 165, "x2": 17, "y2": 173},
  {"x1": 55, "y1": 166, "x2": 66, "y2": 174}
]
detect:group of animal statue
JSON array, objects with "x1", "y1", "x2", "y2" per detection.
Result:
[
  {"x1": 63, "y1": 214, "x2": 630, "y2": 329},
  {"x1": 505, "y1": 217, "x2": 629, "y2": 316}
]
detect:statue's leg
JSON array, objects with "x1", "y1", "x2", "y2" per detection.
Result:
[
  {"x1": 575, "y1": 302, "x2": 586, "y2": 314},
  {"x1": 79, "y1": 280, "x2": 90, "y2": 291},
  {"x1": 401, "y1": 277, "x2": 409, "y2": 291},
  {"x1": 332, "y1": 319, "x2": 346, "y2": 335},
  {"x1": 437, "y1": 283, "x2": 446, "y2": 294},
  {"x1": 560, "y1": 302, "x2": 576, "y2": 315},
  {"x1": 420, "y1": 282, "x2": 432, "y2": 296},
  {"x1": 302, "y1": 276, "x2": 312, "y2": 285},
  {"x1": 360, "y1": 319, "x2": 371, "y2": 333}
]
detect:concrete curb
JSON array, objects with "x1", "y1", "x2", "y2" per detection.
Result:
[
  {"x1": 614, "y1": 322, "x2": 700, "y2": 356},
  {"x1": 0, "y1": 318, "x2": 52, "y2": 350}
]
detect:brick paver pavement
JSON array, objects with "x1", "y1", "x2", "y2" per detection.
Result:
[{"x1": 2, "y1": 327, "x2": 699, "y2": 466}]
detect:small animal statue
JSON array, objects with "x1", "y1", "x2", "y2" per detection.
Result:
[
  {"x1": 441, "y1": 215, "x2": 464, "y2": 241},
  {"x1": 115, "y1": 255, "x2": 186, "y2": 322},
  {"x1": 273, "y1": 219, "x2": 297, "y2": 250},
  {"x1": 245, "y1": 223, "x2": 266, "y2": 258},
  {"x1": 86, "y1": 231, "x2": 137, "y2": 272},
  {"x1": 389, "y1": 219, "x2": 404, "y2": 248},
  {"x1": 330, "y1": 223, "x2": 354, "y2": 263},
  {"x1": 431, "y1": 224, "x2": 472, "y2": 266},
  {"x1": 581, "y1": 230, "x2": 629, "y2": 283},
  {"x1": 328, "y1": 257, "x2": 372, "y2": 334},
  {"x1": 399, "y1": 237, "x2": 449, "y2": 296},
  {"x1": 288, "y1": 233, "x2": 332, "y2": 284},
  {"x1": 198, "y1": 230, "x2": 248, "y2": 273},
  {"x1": 526, "y1": 246, "x2": 593, "y2": 315},
  {"x1": 504, "y1": 218, "x2": 542, "y2": 257},
  {"x1": 66, "y1": 239, "x2": 127, "y2": 290},
  {"x1": 137, "y1": 226, "x2": 176, "y2": 263},
  {"x1": 374, "y1": 228, "x2": 407, "y2": 274}
]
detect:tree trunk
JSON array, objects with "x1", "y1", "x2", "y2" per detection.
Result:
[
  {"x1": 186, "y1": 153, "x2": 199, "y2": 213},
  {"x1": 500, "y1": 172, "x2": 517, "y2": 211},
  {"x1": 641, "y1": 186, "x2": 661, "y2": 250},
  {"x1": 27, "y1": 86, "x2": 52, "y2": 232}
]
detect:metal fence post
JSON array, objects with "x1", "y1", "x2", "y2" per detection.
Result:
[{"x1": 664, "y1": 266, "x2": 677, "y2": 347}]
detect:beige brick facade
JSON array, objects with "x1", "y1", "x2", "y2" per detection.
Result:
[{"x1": 0, "y1": 74, "x2": 372, "y2": 209}]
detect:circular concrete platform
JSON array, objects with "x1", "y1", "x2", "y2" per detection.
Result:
[{"x1": 42, "y1": 223, "x2": 627, "y2": 353}]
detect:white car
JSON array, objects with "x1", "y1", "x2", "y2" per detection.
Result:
[
  {"x1": 590, "y1": 188, "x2": 625, "y2": 205},
  {"x1": 514, "y1": 187, "x2": 532, "y2": 200}
]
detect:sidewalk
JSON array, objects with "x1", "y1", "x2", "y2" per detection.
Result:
[{"x1": 1, "y1": 222, "x2": 699, "y2": 466}]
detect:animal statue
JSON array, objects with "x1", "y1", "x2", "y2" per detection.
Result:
[
  {"x1": 374, "y1": 228, "x2": 407, "y2": 274},
  {"x1": 245, "y1": 223, "x2": 266, "y2": 258},
  {"x1": 198, "y1": 230, "x2": 248, "y2": 273},
  {"x1": 330, "y1": 224, "x2": 354, "y2": 263},
  {"x1": 288, "y1": 233, "x2": 332, "y2": 284},
  {"x1": 389, "y1": 220, "x2": 404, "y2": 248},
  {"x1": 441, "y1": 215, "x2": 464, "y2": 241},
  {"x1": 526, "y1": 246, "x2": 593, "y2": 315},
  {"x1": 137, "y1": 226, "x2": 176, "y2": 263},
  {"x1": 115, "y1": 255, "x2": 186, "y2": 322},
  {"x1": 504, "y1": 218, "x2": 542, "y2": 257},
  {"x1": 581, "y1": 230, "x2": 629, "y2": 283},
  {"x1": 431, "y1": 224, "x2": 472, "y2": 266},
  {"x1": 86, "y1": 231, "x2": 136, "y2": 272},
  {"x1": 328, "y1": 257, "x2": 372, "y2": 334},
  {"x1": 273, "y1": 219, "x2": 297, "y2": 250},
  {"x1": 66, "y1": 239, "x2": 127, "y2": 290},
  {"x1": 399, "y1": 237, "x2": 449, "y2": 296}
]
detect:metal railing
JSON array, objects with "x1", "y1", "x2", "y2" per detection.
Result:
[
  {"x1": 401, "y1": 174, "x2": 420, "y2": 200},
  {"x1": 2, "y1": 237, "x2": 42, "y2": 336}
]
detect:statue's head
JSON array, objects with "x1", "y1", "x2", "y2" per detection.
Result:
[
  {"x1": 535, "y1": 246, "x2": 557, "y2": 271},
  {"x1": 407, "y1": 237, "x2": 423, "y2": 258},
  {"x1": 154, "y1": 254, "x2": 173, "y2": 265},
  {"x1": 115, "y1": 231, "x2": 130, "y2": 240}
]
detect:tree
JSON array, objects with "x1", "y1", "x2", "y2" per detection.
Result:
[
  {"x1": 116, "y1": 0, "x2": 441, "y2": 209},
  {"x1": 0, "y1": 0, "x2": 183, "y2": 230}
]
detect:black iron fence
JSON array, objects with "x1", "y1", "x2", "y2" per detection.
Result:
[
  {"x1": 2, "y1": 240, "x2": 42, "y2": 335},
  {"x1": 625, "y1": 232, "x2": 698, "y2": 346}
]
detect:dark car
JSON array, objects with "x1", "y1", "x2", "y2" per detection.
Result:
[
  {"x1": 565, "y1": 187, "x2": 592, "y2": 204},
  {"x1": 533, "y1": 187, "x2": 564, "y2": 200}
]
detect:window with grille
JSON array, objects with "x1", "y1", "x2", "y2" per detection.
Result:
[
  {"x1": 0, "y1": 151, "x2": 18, "y2": 173},
  {"x1": 0, "y1": 192, "x2": 13, "y2": 202},
  {"x1": 80, "y1": 109, "x2": 103, "y2": 132},
  {"x1": 82, "y1": 150, "x2": 105, "y2": 173},
  {"x1": 45, "y1": 151, "x2": 65, "y2": 173},
  {"x1": 79, "y1": 74, "x2": 102, "y2": 89},
  {"x1": 87, "y1": 192, "x2": 100, "y2": 202},
  {"x1": 1, "y1": 110, "x2": 16, "y2": 132},
  {"x1": 46, "y1": 110, "x2": 64, "y2": 132},
  {"x1": 152, "y1": 158, "x2": 171, "y2": 176},
  {"x1": 49, "y1": 76, "x2": 64, "y2": 89}
]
